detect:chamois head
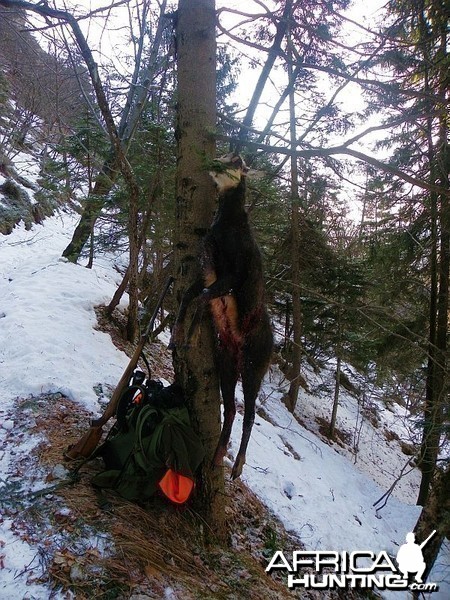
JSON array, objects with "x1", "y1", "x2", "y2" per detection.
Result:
[{"x1": 209, "y1": 153, "x2": 249, "y2": 192}]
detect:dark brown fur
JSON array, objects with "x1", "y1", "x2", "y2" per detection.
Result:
[{"x1": 171, "y1": 158, "x2": 273, "y2": 479}]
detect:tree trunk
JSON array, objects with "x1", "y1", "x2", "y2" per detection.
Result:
[
  {"x1": 329, "y1": 310, "x2": 342, "y2": 440},
  {"x1": 417, "y1": 24, "x2": 449, "y2": 503},
  {"x1": 62, "y1": 154, "x2": 118, "y2": 262},
  {"x1": 417, "y1": 126, "x2": 439, "y2": 504},
  {"x1": 172, "y1": 0, "x2": 226, "y2": 537},
  {"x1": 237, "y1": 0, "x2": 292, "y2": 147},
  {"x1": 413, "y1": 464, "x2": 450, "y2": 587},
  {"x1": 127, "y1": 189, "x2": 140, "y2": 342},
  {"x1": 418, "y1": 143, "x2": 449, "y2": 505},
  {"x1": 285, "y1": 7, "x2": 302, "y2": 413}
]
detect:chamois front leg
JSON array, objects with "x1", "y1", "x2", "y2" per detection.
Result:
[{"x1": 183, "y1": 274, "x2": 238, "y2": 342}]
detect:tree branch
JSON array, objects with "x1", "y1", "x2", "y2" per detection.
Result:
[
  {"x1": 237, "y1": 0, "x2": 293, "y2": 146},
  {"x1": 214, "y1": 132, "x2": 450, "y2": 196},
  {"x1": 300, "y1": 62, "x2": 449, "y2": 105}
]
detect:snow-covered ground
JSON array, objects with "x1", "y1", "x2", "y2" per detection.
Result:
[{"x1": 1, "y1": 214, "x2": 449, "y2": 599}]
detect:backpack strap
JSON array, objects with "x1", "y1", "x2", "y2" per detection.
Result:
[{"x1": 133, "y1": 404, "x2": 161, "y2": 470}]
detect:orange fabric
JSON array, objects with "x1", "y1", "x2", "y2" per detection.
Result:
[
  {"x1": 132, "y1": 391, "x2": 144, "y2": 404},
  {"x1": 158, "y1": 469, "x2": 194, "y2": 504}
]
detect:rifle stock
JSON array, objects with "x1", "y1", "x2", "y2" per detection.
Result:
[{"x1": 90, "y1": 341, "x2": 144, "y2": 427}]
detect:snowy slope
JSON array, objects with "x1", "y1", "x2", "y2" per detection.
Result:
[
  {"x1": 0, "y1": 211, "x2": 129, "y2": 411},
  {"x1": 0, "y1": 213, "x2": 449, "y2": 599}
]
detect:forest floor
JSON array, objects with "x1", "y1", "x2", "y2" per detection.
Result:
[
  {"x1": 1, "y1": 389, "x2": 297, "y2": 600},
  {"x1": 0, "y1": 356, "x2": 365, "y2": 600}
]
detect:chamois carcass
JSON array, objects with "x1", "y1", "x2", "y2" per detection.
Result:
[{"x1": 170, "y1": 154, "x2": 273, "y2": 479}]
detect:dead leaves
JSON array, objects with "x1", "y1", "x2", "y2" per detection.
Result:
[{"x1": 51, "y1": 546, "x2": 102, "y2": 584}]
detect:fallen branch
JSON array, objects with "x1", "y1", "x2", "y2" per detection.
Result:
[{"x1": 373, "y1": 454, "x2": 418, "y2": 513}]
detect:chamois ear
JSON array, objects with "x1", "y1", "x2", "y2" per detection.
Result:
[{"x1": 211, "y1": 153, "x2": 248, "y2": 173}]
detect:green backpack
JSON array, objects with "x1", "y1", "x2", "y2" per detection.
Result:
[{"x1": 91, "y1": 379, "x2": 205, "y2": 504}]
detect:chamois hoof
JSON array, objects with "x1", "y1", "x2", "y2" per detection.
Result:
[{"x1": 230, "y1": 456, "x2": 245, "y2": 480}]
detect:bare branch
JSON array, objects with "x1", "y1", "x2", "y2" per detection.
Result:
[
  {"x1": 300, "y1": 62, "x2": 449, "y2": 105},
  {"x1": 237, "y1": 0, "x2": 293, "y2": 147}
]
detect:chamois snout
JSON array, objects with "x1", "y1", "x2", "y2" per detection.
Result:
[{"x1": 209, "y1": 153, "x2": 249, "y2": 192}]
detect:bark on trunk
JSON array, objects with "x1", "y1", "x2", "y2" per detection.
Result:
[
  {"x1": 62, "y1": 154, "x2": 118, "y2": 262},
  {"x1": 329, "y1": 345, "x2": 342, "y2": 440},
  {"x1": 418, "y1": 45, "x2": 449, "y2": 503},
  {"x1": 172, "y1": 0, "x2": 226, "y2": 537}
]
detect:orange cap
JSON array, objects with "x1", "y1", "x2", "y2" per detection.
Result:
[{"x1": 158, "y1": 469, "x2": 194, "y2": 504}]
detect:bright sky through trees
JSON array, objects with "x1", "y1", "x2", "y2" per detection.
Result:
[{"x1": 27, "y1": 0, "x2": 393, "y2": 221}]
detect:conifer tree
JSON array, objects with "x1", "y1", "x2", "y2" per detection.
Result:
[{"x1": 361, "y1": 0, "x2": 449, "y2": 505}]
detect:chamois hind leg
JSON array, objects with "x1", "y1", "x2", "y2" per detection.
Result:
[
  {"x1": 231, "y1": 325, "x2": 273, "y2": 479},
  {"x1": 231, "y1": 370, "x2": 260, "y2": 480},
  {"x1": 213, "y1": 344, "x2": 239, "y2": 467}
]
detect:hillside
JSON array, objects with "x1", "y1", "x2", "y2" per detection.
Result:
[
  {"x1": 0, "y1": 5, "x2": 91, "y2": 235},
  {"x1": 0, "y1": 6, "x2": 87, "y2": 125},
  {"x1": 0, "y1": 5, "x2": 448, "y2": 597},
  {"x1": 1, "y1": 212, "x2": 449, "y2": 599}
]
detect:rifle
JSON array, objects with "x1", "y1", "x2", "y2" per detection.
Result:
[{"x1": 65, "y1": 276, "x2": 174, "y2": 460}]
